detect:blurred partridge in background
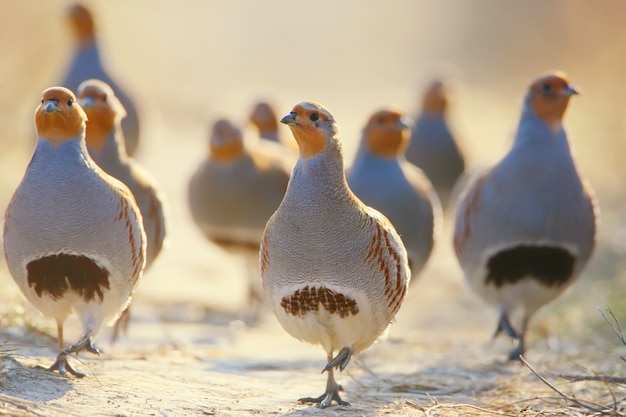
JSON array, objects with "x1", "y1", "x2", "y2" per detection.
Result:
[
  {"x1": 406, "y1": 79, "x2": 466, "y2": 209},
  {"x1": 60, "y1": 3, "x2": 141, "y2": 156},
  {"x1": 3, "y1": 87, "x2": 146, "y2": 377},
  {"x1": 248, "y1": 99, "x2": 299, "y2": 155},
  {"x1": 261, "y1": 102, "x2": 410, "y2": 408},
  {"x1": 78, "y1": 79, "x2": 167, "y2": 340},
  {"x1": 347, "y1": 108, "x2": 441, "y2": 277},
  {"x1": 188, "y1": 117, "x2": 291, "y2": 317},
  {"x1": 248, "y1": 100, "x2": 283, "y2": 144},
  {"x1": 453, "y1": 72, "x2": 598, "y2": 361}
]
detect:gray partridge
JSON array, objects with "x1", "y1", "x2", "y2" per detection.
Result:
[
  {"x1": 3, "y1": 87, "x2": 146, "y2": 377},
  {"x1": 188, "y1": 117, "x2": 291, "y2": 316},
  {"x1": 453, "y1": 72, "x2": 598, "y2": 361},
  {"x1": 347, "y1": 108, "x2": 441, "y2": 277},
  {"x1": 260, "y1": 101, "x2": 410, "y2": 407},
  {"x1": 61, "y1": 3, "x2": 141, "y2": 155},
  {"x1": 406, "y1": 79, "x2": 465, "y2": 208},
  {"x1": 77, "y1": 79, "x2": 167, "y2": 340}
]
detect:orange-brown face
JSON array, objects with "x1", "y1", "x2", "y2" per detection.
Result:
[
  {"x1": 68, "y1": 3, "x2": 95, "y2": 44},
  {"x1": 78, "y1": 81, "x2": 120, "y2": 150},
  {"x1": 422, "y1": 80, "x2": 448, "y2": 114},
  {"x1": 34, "y1": 87, "x2": 87, "y2": 144},
  {"x1": 528, "y1": 72, "x2": 578, "y2": 127},
  {"x1": 280, "y1": 102, "x2": 335, "y2": 159},
  {"x1": 249, "y1": 101, "x2": 278, "y2": 133},
  {"x1": 209, "y1": 119, "x2": 245, "y2": 161},
  {"x1": 364, "y1": 109, "x2": 410, "y2": 159}
]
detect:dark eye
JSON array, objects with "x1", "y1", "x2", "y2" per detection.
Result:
[
  {"x1": 67, "y1": 98, "x2": 73, "y2": 106},
  {"x1": 541, "y1": 83, "x2": 553, "y2": 93},
  {"x1": 309, "y1": 112, "x2": 319, "y2": 122},
  {"x1": 102, "y1": 94, "x2": 107, "y2": 102},
  {"x1": 377, "y1": 117, "x2": 385, "y2": 125},
  {"x1": 41, "y1": 98, "x2": 44, "y2": 104}
]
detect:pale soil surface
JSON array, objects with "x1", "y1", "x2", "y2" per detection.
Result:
[{"x1": 2, "y1": 1, "x2": 626, "y2": 416}]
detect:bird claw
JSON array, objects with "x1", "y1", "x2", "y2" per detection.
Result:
[
  {"x1": 47, "y1": 352, "x2": 86, "y2": 378},
  {"x1": 41, "y1": 333, "x2": 100, "y2": 378},
  {"x1": 322, "y1": 347, "x2": 352, "y2": 372},
  {"x1": 298, "y1": 389, "x2": 350, "y2": 409},
  {"x1": 507, "y1": 342, "x2": 525, "y2": 362},
  {"x1": 67, "y1": 334, "x2": 100, "y2": 356},
  {"x1": 493, "y1": 313, "x2": 526, "y2": 361}
]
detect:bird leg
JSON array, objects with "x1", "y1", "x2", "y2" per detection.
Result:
[
  {"x1": 299, "y1": 347, "x2": 352, "y2": 408},
  {"x1": 56, "y1": 321, "x2": 64, "y2": 350},
  {"x1": 111, "y1": 305, "x2": 131, "y2": 343},
  {"x1": 48, "y1": 333, "x2": 100, "y2": 378},
  {"x1": 493, "y1": 311, "x2": 520, "y2": 340},
  {"x1": 493, "y1": 312, "x2": 526, "y2": 362},
  {"x1": 507, "y1": 314, "x2": 530, "y2": 362}
]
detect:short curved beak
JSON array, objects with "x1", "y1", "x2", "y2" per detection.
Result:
[
  {"x1": 396, "y1": 116, "x2": 413, "y2": 131},
  {"x1": 80, "y1": 96, "x2": 95, "y2": 108},
  {"x1": 280, "y1": 112, "x2": 299, "y2": 126},
  {"x1": 44, "y1": 99, "x2": 60, "y2": 113},
  {"x1": 563, "y1": 84, "x2": 580, "y2": 96}
]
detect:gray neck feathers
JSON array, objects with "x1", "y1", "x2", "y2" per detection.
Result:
[
  {"x1": 513, "y1": 99, "x2": 568, "y2": 152},
  {"x1": 283, "y1": 134, "x2": 354, "y2": 216},
  {"x1": 87, "y1": 124, "x2": 129, "y2": 171},
  {"x1": 27, "y1": 135, "x2": 96, "y2": 182}
]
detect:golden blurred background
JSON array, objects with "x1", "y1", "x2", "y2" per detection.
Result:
[{"x1": 1, "y1": 0, "x2": 626, "y2": 331}]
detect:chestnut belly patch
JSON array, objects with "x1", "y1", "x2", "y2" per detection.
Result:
[
  {"x1": 485, "y1": 245, "x2": 575, "y2": 288},
  {"x1": 281, "y1": 286, "x2": 359, "y2": 318},
  {"x1": 26, "y1": 253, "x2": 111, "y2": 302}
]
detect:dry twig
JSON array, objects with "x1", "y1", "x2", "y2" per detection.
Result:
[{"x1": 520, "y1": 355, "x2": 622, "y2": 416}]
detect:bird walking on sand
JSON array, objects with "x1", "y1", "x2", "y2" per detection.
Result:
[
  {"x1": 188, "y1": 118, "x2": 291, "y2": 314},
  {"x1": 61, "y1": 3, "x2": 141, "y2": 156},
  {"x1": 3, "y1": 87, "x2": 146, "y2": 377},
  {"x1": 453, "y1": 72, "x2": 597, "y2": 361},
  {"x1": 260, "y1": 102, "x2": 410, "y2": 408},
  {"x1": 406, "y1": 79, "x2": 465, "y2": 208},
  {"x1": 77, "y1": 79, "x2": 167, "y2": 340},
  {"x1": 347, "y1": 108, "x2": 441, "y2": 277}
]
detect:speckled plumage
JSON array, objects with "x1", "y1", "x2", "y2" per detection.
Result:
[
  {"x1": 260, "y1": 101, "x2": 410, "y2": 408},
  {"x1": 453, "y1": 73, "x2": 597, "y2": 360},
  {"x1": 3, "y1": 87, "x2": 146, "y2": 376},
  {"x1": 347, "y1": 108, "x2": 441, "y2": 277}
]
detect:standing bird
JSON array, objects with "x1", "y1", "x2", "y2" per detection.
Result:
[
  {"x1": 3, "y1": 87, "x2": 146, "y2": 377},
  {"x1": 453, "y1": 73, "x2": 597, "y2": 361},
  {"x1": 77, "y1": 79, "x2": 167, "y2": 340},
  {"x1": 260, "y1": 102, "x2": 410, "y2": 408},
  {"x1": 61, "y1": 3, "x2": 141, "y2": 156},
  {"x1": 405, "y1": 79, "x2": 465, "y2": 208},
  {"x1": 347, "y1": 108, "x2": 441, "y2": 277},
  {"x1": 188, "y1": 118, "x2": 291, "y2": 313}
]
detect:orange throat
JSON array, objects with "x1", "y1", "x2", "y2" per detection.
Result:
[
  {"x1": 210, "y1": 141, "x2": 244, "y2": 161},
  {"x1": 291, "y1": 126, "x2": 325, "y2": 159},
  {"x1": 366, "y1": 129, "x2": 403, "y2": 159},
  {"x1": 35, "y1": 111, "x2": 84, "y2": 144},
  {"x1": 83, "y1": 109, "x2": 114, "y2": 150}
]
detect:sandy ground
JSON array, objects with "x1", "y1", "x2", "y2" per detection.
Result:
[{"x1": 2, "y1": 1, "x2": 626, "y2": 416}]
